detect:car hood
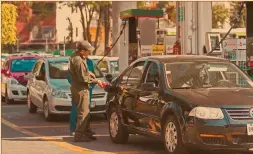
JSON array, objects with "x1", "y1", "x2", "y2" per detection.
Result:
[
  {"x1": 49, "y1": 77, "x2": 107, "y2": 93},
  {"x1": 171, "y1": 88, "x2": 253, "y2": 107},
  {"x1": 49, "y1": 79, "x2": 71, "y2": 92}
]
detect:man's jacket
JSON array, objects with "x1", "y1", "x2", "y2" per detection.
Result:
[{"x1": 68, "y1": 52, "x2": 96, "y2": 91}]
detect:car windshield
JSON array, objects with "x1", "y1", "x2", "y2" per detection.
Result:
[
  {"x1": 11, "y1": 58, "x2": 37, "y2": 72},
  {"x1": 110, "y1": 60, "x2": 119, "y2": 71},
  {"x1": 49, "y1": 61, "x2": 103, "y2": 79},
  {"x1": 165, "y1": 61, "x2": 253, "y2": 89}
]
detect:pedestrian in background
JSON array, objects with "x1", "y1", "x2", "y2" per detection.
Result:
[{"x1": 69, "y1": 40, "x2": 103, "y2": 142}]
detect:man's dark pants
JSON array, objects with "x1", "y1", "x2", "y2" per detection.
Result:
[{"x1": 71, "y1": 88, "x2": 91, "y2": 136}]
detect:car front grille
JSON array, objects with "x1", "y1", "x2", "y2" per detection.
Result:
[
  {"x1": 225, "y1": 108, "x2": 253, "y2": 121},
  {"x1": 92, "y1": 93, "x2": 105, "y2": 99},
  {"x1": 90, "y1": 105, "x2": 106, "y2": 112},
  {"x1": 201, "y1": 137, "x2": 227, "y2": 145},
  {"x1": 231, "y1": 135, "x2": 253, "y2": 144},
  {"x1": 12, "y1": 90, "x2": 19, "y2": 95},
  {"x1": 21, "y1": 91, "x2": 27, "y2": 95},
  {"x1": 55, "y1": 106, "x2": 71, "y2": 111},
  {"x1": 67, "y1": 93, "x2": 105, "y2": 99},
  {"x1": 68, "y1": 94, "x2": 72, "y2": 98}
]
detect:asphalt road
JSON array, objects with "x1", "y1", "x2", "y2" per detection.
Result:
[{"x1": 1, "y1": 101, "x2": 246, "y2": 154}]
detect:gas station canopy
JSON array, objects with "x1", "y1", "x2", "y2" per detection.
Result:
[{"x1": 120, "y1": 9, "x2": 164, "y2": 19}]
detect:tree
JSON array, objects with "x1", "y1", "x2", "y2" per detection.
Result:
[
  {"x1": 1, "y1": 3, "x2": 17, "y2": 53},
  {"x1": 212, "y1": 4, "x2": 229, "y2": 28},
  {"x1": 60, "y1": 1, "x2": 111, "y2": 55},
  {"x1": 66, "y1": 17, "x2": 73, "y2": 44},
  {"x1": 229, "y1": 2, "x2": 246, "y2": 28},
  {"x1": 137, "y1": 1, "x2": 176, "y2": 26},
  {"x1": 103, "y1": 3, "x2": 112, "y2": 54}
]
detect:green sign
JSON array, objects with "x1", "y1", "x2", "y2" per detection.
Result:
[{"x1": 177, "y1": 7, "x2": 184, "y2": 22}]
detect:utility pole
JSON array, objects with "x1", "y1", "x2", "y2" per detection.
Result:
[
  {"x1": 176, "y1": 2, "x2": 211, "y2": 55},
  {"x1": 111, "y1": 1, "x2": 137, "y2": 57}
]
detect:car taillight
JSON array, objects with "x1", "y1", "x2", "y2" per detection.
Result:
[{"x1": 5, "y1": 71, "x2": 11, "y2": 77}]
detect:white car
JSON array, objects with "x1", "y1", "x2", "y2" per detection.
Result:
[
  {"x1": 27, "y1": 57, "x2": 108, "y2": 121},
  {"x1": 1, "y1": 55, "x2": 39, "y2": 103}
]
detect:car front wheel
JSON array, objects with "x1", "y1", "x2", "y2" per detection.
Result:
[
  {"x1": 43, "y1": 99, "x2": 54, "y2": 121},
  {"x1": 109, "y1": 106, "x2": 129, "y2": 144},
  {"x1": 27, "y1": 92, "x2": 37, "y2": 113},
  {"x1": 163, "y1": 115, "x2": 187, "y2": 154}
]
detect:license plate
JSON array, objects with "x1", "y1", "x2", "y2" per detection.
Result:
[
  {"x1": 90, "y1": 101, "x2": 96, "y2": 108},
  {"x1": 247, "y1": 124, "x2": 253, "y2": 135}
]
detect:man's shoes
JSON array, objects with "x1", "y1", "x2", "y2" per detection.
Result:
[
  {"x1": 88, "y1": 135, "x2": 97, "y2": 140},
  {"x1": 73, "y1": 134, "x2": 92, "y2": 142},
  {"x1": 70, "y1": 131, "x2": 75, "y2": 136},
  {"x1": 87, "y1": 129, "x2": 96, "y2": 136}
]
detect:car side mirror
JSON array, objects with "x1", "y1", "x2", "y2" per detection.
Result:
[
  {"x1": 141, "y1": 82, "x2": 157, "y2": 91},
  {"x1": 1, "y1": 69, "x2": 6, "y2": 74},
  {"x1": 35, "y1": 75, "x2": 44, "y2": 81},
  {"x1": 105, "y1": 74, "x2": 113, "y2": 83}
]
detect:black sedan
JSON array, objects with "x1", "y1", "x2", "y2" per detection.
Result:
[{"x1": 106, "y1": 55, "x2": 253, "y2": 154}]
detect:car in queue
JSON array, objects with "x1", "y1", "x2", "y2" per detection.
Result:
[
  {"x1": 106, "y1": 55, "x2": 253, "y2": 154},
  {"x1": 1, "y1": 55, "x2": 40, "y2": 103},
  {"x1": 89, "y1": 56, "x2": 119, "y2": 79},
  {"x1": 27, "y1": 57, "x2": 108, "y2": 121}
]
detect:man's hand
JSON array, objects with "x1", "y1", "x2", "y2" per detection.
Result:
[
  {"x1": 97, "y1": 80, "x2": 105, "y2": 88},
  {"x1": 89, "y1": 72, "x2": 96, "y2": 79}
]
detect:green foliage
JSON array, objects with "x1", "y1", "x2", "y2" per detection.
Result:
[
  {"x1": 212, "y1": 4, "x2": 229, "y2": 28},
  {"x1": 229, "y1": 2, "x2": 246, "y2": 28},
  {"x1": 137, "y1": 1, "x2": 176, "y2": 24},
  {"x1": 1, "y1": 3, "x2": 17, "y2": 45}
]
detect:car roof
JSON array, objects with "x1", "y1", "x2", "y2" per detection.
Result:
[
  {"x1": 139, "y1": 55, "x2": 228, "y2": 63},
  {"x1": 7, "y1": 55, "x2": 40, "y2": 60},
  {"x1": 43, "y1": 56, "x2": 69, "y2": 62},
  {"x1": 107, "y1": 57, "x2": 119, "y2": 61}
]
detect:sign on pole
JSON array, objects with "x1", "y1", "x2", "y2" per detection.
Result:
[
  {"x1": 177, "y1": 7, "x2": 184, "y2": 22},
  {"x1": 152, "y1": 45, "x2": 164, "y2": 55}
]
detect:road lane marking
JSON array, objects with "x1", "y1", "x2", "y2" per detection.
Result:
[
  {"x1": 2, "y1": 105, "x2": 26, "y2": 108},
  {"x1": 2, "y1": 118, "x2": 142, "y2": 154},
  {"x1": 19, "y1": 122, "x2": 106, "y2": 129},
  {"x1": 2, "y1": 118, "x2": 114, "y2": 154}
]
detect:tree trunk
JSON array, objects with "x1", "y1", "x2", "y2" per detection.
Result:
[
  {"x1": 93, "y1": 7, "x2": 103, "y2": 55},
  {"x1": 78, "y1": 5, "x2": 87, "y2": 40},
  {"x1": 104, "y1": 4, "x2": 110, "y2": 55}
]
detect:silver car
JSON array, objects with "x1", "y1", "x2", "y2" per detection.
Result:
[{"x1": 27, "y1": 57, "x2": 108, "y2": 121}]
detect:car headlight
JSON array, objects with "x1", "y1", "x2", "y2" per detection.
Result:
[
  {"x1": 10, "y1": 78, "x2": 19, "y2": 85},
  {"x1": 52, "y1": 89, "x2": 68, "y2": 99},
  {"x1": 189, "y1": 107, "x2": 224, "y2": 120}
]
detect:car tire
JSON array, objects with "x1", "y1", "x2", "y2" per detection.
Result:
[
  {"x1": 27, "y1": 92, "x2": 37, "y2": 113},
  {"x1": 108, "y1": 106, "x2": 129, "y2": 144},
  {"x1": 5, "y1": 88, "x2": 14, "y2": 104},
  {"x1": 163, "y1": 115, "x2": 187, "y2": 154},
  {"x1": 104, "y1": 113, "x2": 108, "y2": 120},
  {"x1": 43, "y1": 99, "x2": 54, "y2": 122}
]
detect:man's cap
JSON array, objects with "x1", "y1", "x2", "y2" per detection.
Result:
[{"x1": 76, "y1": 40, "x2": 95, "y2": 52}]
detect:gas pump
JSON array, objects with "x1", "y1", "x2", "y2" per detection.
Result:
[{"x1": 119, "y1": 9, "x2": 163, "y2": 72}]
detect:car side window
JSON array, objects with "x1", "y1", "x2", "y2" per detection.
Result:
[
  {"x1": 126, "y1": 61, "x2": 145, "y2": 88},
  {"x1": 33, "y1": 61, "x2": 42, "y2": 75},
  {"x1": 144, "y1": 62, "x2": 160, "y2": 87},
  {"x1": 119, "y1": 67, "x2": 132, "y2": 86},
  {"x1": 38, "y1": 62, "x2": 46, "y2": 79}
]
